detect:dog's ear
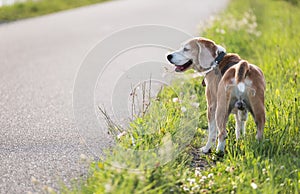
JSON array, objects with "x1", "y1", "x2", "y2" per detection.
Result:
[{"x1": 197, "y1": 39, "x2": 218, "y2": 69}]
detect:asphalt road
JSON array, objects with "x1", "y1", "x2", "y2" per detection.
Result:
[{"x1": 0, "y1": 0, "x2": 228, "y2": 192}]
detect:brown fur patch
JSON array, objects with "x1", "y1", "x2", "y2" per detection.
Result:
[
  {"x1": 236, "y1": 60, "x2": 249, "y2": 82},
  {"x1": 198, "y1": 38, "x2": 218, "y2": 57},
  {"x1": 218, "y1": 53, "x2": 241, "y2": 72}
]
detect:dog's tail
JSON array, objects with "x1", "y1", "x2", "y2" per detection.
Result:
[
  {"x1": 235, "y1": 60, "x2": 249, "y2": 93},
  {"x1": 234, "y1": 60, "x2": 250, "y2": 110}
]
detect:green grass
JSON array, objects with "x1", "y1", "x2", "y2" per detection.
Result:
[
  {"x1": 67, "y1": 0, "x2": 300, "y2": 193},
  {"x1": 0, "y1": 0, "x2": 109, "y2": 23}
]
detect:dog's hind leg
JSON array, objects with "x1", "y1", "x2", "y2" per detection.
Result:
[
  {"x1": 235, "y1": 110, "x2": 248, "y2": 139},
  {"x1": 247, "y1": 86, "x2": 265, "y2": 140},
  {"x1": 215, "y1": 80, "x2": 235, "y2": 153},
  {"x1": 251, "y1": 100, "x2": 265, "y2": 140}
]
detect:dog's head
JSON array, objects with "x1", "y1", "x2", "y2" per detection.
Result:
[{"x1": 167, "y1": 37, "x2": 226, "y2": 72}]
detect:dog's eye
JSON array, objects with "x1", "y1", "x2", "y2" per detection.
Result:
[{"x1": 183, "y1": 48, "x2": 190, "y2": 52}]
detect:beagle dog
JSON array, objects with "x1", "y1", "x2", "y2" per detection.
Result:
[{"x1": 167, "y1": 37, "x2": 265, "y2": 154}]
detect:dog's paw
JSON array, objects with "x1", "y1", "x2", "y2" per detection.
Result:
[
  {"x1": 212, "y1": 151, "x2": 225, "y2": 161},
  {"x1": 200, "y1": 146, "x2": 211, "y2": 154},
  {"x1": 215, "y1": 150, "x2": 224, "y2": 157}
]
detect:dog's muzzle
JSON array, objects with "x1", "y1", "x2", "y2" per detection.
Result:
[
  {"x1": 167, "y1": 54, "x2": 193, "y2": 72},
  {"x1": 174, "y1": 59, "x2": 193, "y2": 72}
]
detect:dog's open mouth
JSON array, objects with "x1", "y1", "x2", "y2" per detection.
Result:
[{"x1": 175, "y1": 60, "x2": 193, "y2": 72}]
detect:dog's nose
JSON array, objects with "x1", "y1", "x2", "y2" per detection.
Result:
[{"x1": 167, "y1": 54, "x2": 173, "y2": 62}]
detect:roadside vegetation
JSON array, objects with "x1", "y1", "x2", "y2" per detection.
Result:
[
  {"x1": 0, "y1": 0, "x2": 109, "y2": 23},
  {"x1": 67, "y1": 0, "x2": 300, "y2": 193}
]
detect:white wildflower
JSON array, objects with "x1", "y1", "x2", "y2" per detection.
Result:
[
  {"x1": 199, "y1": 178, "x2": 205, "y2": 184},
  {"x1": 183, "y1": 185, "x2": 189, "y2": 191},
  {"x1": 191, "y1": 102, "x2": 200, "y2": 108},
  {"x1": 172, "y1": 97, "x2": 179, "y2": 103},
  {"x1": 208, "y1": 173, "x2": 214, "y2": 179},
  {"x1": 187, "y1": 178, "x2": 196, "y2": 185},
  {"x1": 220, "y1": 29, "x2": 226, "y2": 34},
  {"x1": 190, "y1": 94, "x2": 197, "y2": 99},
  {"x1": 195, "y1": 167, "x2": 202, "y2": 177},
  {"x1": 262, "y1": 168, "x2": 267, "y2": 175},
  {"x1": 280, "y1": 165, "x2": 285, "y2": 170},
  {"x1": 226, "y1": 166, "x2": 231, "y2": 172},
  {"x1": 251, "y1": 182, "x2": 258, "y2": 189},
  {"x1": 191, "y1": 185, "x2": 200, "y2": 191},
  {"x1": 181, "y1": 106, "x2": 187, "y2": 113},
  {"x1": 105, "y1": 183, "x2": 112, "y2": 192}
]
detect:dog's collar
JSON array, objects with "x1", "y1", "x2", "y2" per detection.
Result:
[
  {"x1": 221, "y1": 62, "x2": 238, "y2": 76},
  {"x1": 214, "y1": 51, "x2": 227, "y2": 65},
  {"x1": 197, "y1": 51, "x2": 226, "y2": 77}
]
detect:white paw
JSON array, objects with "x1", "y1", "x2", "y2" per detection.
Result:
[
  {"x1": 256, "y1": 134, "x2": 263, "y2": 140},
  {"x1": 216, "y1": 141, "x2": 225, "y2": 153},
  {"x1": 200, "y1": 146, "x2": 211, "y2": 154}
]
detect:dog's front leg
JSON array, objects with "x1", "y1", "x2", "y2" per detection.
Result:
[
  {"x1": 200, "y1": 103, "x2": 217, "y2": 154},
  {"x1": 215, "y1": 92, "x2": 230, "y2": 153}
]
